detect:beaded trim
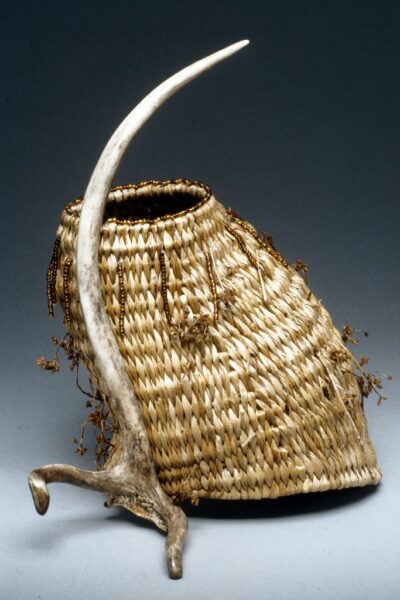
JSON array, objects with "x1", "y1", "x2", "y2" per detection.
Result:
[
  {"x1": 64, "y1": 179, "x2": 212, "y2": 226},
  {"x1": 204, "y1": 250, "x2": 219, "y2": 322},
  {"x1": 47, "y1": 237, "x2": 60, "y2": 317},
  {"x1": 227, "y1": 209, "x2": 288, "y2": 268},
  {"x1": 224, "y1": 223, "x2": 263, "y2": 273},
  {"x1": 117, "y1": 263, "x2": 126, "y2": 336},
  {"x1": 159, "y1": 247, "x2": 173, "y2": 327},
  {"x1": 62, "y1": 258, "x2": 72, "y2": 327}
]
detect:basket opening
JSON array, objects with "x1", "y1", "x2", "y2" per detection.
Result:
[{"x1": 103, "y1": 183, "x2": 209, "y2": 223}]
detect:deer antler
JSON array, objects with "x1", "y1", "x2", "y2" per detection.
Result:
[{"x1": 29, "y1": 39, "x2": 249, "y2": 578}]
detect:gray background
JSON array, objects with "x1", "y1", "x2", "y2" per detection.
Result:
[{"x1": 1, "y1": 1, "x2": 399, "y2": 599}]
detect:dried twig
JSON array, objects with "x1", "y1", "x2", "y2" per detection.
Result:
[
  {"x1": 292, "y1": 257, "x2": 309, "y2": 284},
  {"x1": 38, "y1": 335, "x2": 118, "y2": 467},
  {"x1": 337, "y1": 324, "x2": 391, "y2": 406}
]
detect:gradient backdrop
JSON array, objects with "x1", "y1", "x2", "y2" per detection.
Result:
[{"x1": 1, "y1": 2, "x2": 399, "y2": 599}]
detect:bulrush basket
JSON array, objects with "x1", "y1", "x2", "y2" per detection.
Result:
[
  {"x1": 53, "y1": 178, "x2": 380, "y2": 499},
  {"x1": 29, "y1": 41, "x2": 381, "y2": 579}
]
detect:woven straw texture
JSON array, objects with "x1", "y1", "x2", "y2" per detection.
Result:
[{"x1": 49, "y1": 179, "x2": 381, "y2": 502}]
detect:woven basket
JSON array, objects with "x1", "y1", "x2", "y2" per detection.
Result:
[
  {"x1": 30, "y1": 41, "x2": 383, "y2": 579},
  {"x1": 48, "y1": 178, "x2": 381, "y2": 502}
]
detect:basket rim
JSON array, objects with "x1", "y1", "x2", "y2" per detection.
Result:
[{"x1": 64, "y1": 178, "x2": 213, "y2": 226}]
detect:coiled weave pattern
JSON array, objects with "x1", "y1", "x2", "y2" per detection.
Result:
[{"x1": 50, "y1": 179, "x2": 381, "y2": 502}]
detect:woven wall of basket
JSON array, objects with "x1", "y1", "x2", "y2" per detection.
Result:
[{"x1": 48, "y1": 178, "x2": 381, "y2": 502}]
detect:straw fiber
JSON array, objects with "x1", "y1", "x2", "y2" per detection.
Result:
[{"x1": 48, "y1": 179, "x2": 381, "y2": 502}]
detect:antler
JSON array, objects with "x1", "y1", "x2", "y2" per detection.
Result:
[{"x1": 29, "y1": 39, "x2": 249, "y2": 579}]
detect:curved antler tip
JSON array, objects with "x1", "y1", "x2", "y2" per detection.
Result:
[
  {"x1": 167, "y1": 551, "x2": 183, "y2": 579},
  {"x1": 222, "y1": 39, "x2": 250, "y2": 56},
  {"x1": 28, "y1": 470, "x2": 50, "y2": 515}
]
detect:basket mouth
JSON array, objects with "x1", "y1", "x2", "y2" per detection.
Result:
[{"x1": 66, "y1": 179, "x2": 212, "y2": 225}]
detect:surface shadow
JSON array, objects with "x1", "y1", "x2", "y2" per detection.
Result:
[
  {"x1": 100, "y1": 483, "x2": 381, "y2": 526},
  {"x1": 182, "y1": 484, "x2": 381, "y2": 520},
  {"x1": 16, "y1": 483, "x2": 381, "y2": 555}
]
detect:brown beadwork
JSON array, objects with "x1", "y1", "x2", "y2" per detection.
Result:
[
  {"x1": 62, "y1": 258, "x2": 72, "y2": 327},
  {"x1": 159, "y1": 247, "x2": 173, "y2": 327},
  {"x1": 227, "y1": 209, "x2": 289, "y2": 268},
  {"x1": 204, "y1": 250, "x2": 219, "y2": 322},
  {"x1": 64, "y1": 179, "x2": 212, "y2": 226},
  {"x1": 47, "y1": 237, "x2": 60, "y2": 317},
  {"x1": 224, "y1": 222, "x2": 265, "y2": 274},
  {"x1": 117, "y1": 262, "x2": 126, "y2": 336}
]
